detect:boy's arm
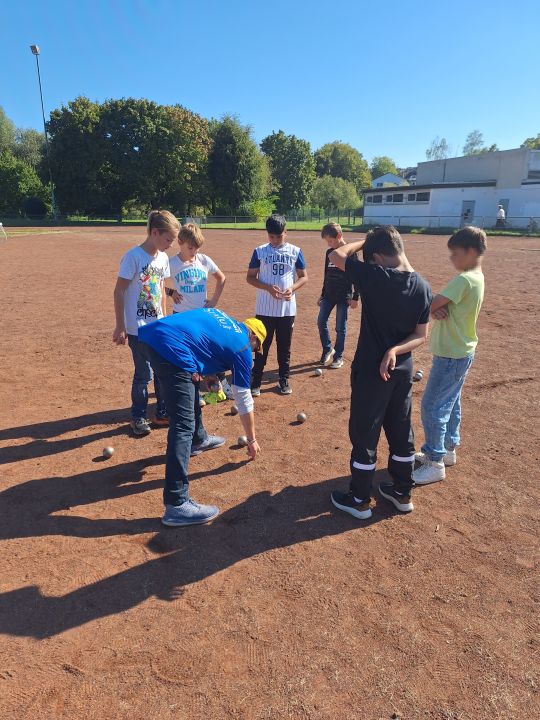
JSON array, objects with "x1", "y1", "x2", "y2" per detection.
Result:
[
  {"x1": 113, "y1": 277, "x2": 131, "y2": 345},
  {"x1": 205, "y1": 269, "x2": 226, "y2": 308},
  {"x1": 161, "y1": 280, "x2": 167, "y2": 316},
  {"x1": 329, "y1": 239, "x2": 366, "y2": 272},
  {"x1": 319, "y1": 253, "x2": 328, "y2": 303},
  {"x1": 379, "y1": 323, "x2": 429, "y2": 381},
  {"x1": 431, "y1": 293, "x2": 451, "y2": 320}
]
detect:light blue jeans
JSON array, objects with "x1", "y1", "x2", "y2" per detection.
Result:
[
  {"x1": 421, "y1": 354, "x2": 475, "y2": 462},
  {"x1": 317, "y1": 298, "x2": 349, "y2": 359}
]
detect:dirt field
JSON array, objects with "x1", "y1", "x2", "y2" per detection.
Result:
[{"x1": 1, "y1": 227, "x2": 538, "y2": 720}]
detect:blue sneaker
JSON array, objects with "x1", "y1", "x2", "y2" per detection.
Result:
[
  {"x1": 190, "y1": 435, "x2": 226, "y2": 457},
  {"x1": 161, "y1": 499, "x2": 219, "y2": 527}
]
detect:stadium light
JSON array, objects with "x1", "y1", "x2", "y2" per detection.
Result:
[{"x1": 29, "y1": 44, "x2": 58, "y2": 219}]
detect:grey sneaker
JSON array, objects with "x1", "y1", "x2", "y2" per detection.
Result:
[
  {"x1": 130, "y1": 417, "x2": 151, "y2": 436},
  {"x1": 191, "y1": 434, "x2": 226, "y2": 457},
  {"x1": 161, "y1": 499, "x2": 219, "y2": 527},
  {"x1": 415, "y1": 449, "x2": 456, "y2": 467},
  {"x1": 330, "y1": 357, "x2": 344, "y2": 369},
  {"x1": 320, "y1": 348, "x2": 335, "y2": 366},
  {"x1": 279, "y1": 378, "x2": 292, "y2": 395},
  {"x1": 250, "y1": 386, "x2": 261, "y2": 397}
]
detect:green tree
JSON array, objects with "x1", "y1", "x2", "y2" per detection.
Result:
[
  {"x1": 463, "y1": 130, "x2": 485, "y2": 155},
  {"x1": 426, "y1": 137, "x2": 449, "y2": 160},
  {"x1": 370, "y1": 155, "x2": 398, "y2": 180},
  {"x1": 0, "y1": 151, "x2": 47, "y2": 215},
  {"x1": 261, "y1": 130, "x2": 315, "y2": 211},
  {"x1": 47, "y1": 96, "x2": 103, "y2": 214},
  {"x1": 310, "y1": 175, "x2": 360, "y2": 210},
  {"x1": 314, "y1": 141, "x2": 371, "y2": 190},
  {"x1": 521, "y1": 134, "x2": 540, "y2": 149},
  {"x1": 207, "y1": 116, "x2": 266, "y2": 214},
  {"x1": 0, "y1": 106, "x2": 16, "y2": 154},
  {"x1": 13, "y1": 128, "x2": 45, "y2": 169}
]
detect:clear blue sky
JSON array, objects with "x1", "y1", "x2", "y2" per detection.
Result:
[{"x1": 2, "y1": 0, "x2": 539, "y2": 167}]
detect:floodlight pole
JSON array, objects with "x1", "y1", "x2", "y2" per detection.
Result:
[{"x1": 30, "y1": 44, "x2": 58, "y2": 219}]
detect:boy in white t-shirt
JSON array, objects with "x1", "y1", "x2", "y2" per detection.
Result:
[
  {"x1": 113, "y1": 210, "x2": 178, "y2": 435},
  {"x1": 165, "y1": 223, "x2": 231, "y2": 400}
]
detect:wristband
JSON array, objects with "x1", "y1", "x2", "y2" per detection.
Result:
[
  {"x1": 247, "y1": 438, "x2": 257, "y2": 445},
  {"x1": 166, "y1": 287, "x2": 174, "y2": 297}
]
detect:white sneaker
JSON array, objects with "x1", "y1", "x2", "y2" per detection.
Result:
[
  {"x1": 413, "y1": 460, "x2": 445, "y2": 485},
  {"x1": 330, "y1": 357, "x2": 344, "y2": 369},
  {"x1": 415, "y1": 449, "x2": 456, "y2": 467}
]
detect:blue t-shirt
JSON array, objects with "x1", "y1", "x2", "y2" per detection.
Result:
[{"x1": 138, "y1": 308, "x2": 253, "y2": 389}]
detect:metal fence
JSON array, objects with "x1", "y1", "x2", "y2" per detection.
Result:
[{"x1": 360, "y1": 215, "x2": 540, "y2": 231}]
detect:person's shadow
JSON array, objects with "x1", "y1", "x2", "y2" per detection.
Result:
[{"x1": 0, "y1": 474, "x2": 394, "y2": 639}]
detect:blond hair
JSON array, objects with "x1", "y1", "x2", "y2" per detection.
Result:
[
  {"x1": 321, "y1": 222, "x2": 342, "y2": 239},
  {"x1": 179, "y1": 223, "x2": 205, "y2": 248},
  {"x1": 146, "y1": 209, "x2": 180, "y2": 235}
]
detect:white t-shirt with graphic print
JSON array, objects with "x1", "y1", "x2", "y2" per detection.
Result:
[
  {"x1": 118, "y1": 246, "x2": 170, "y2": 336},
  {"x1": 170, "y1": 253, "x2": 219, "y2": 313}
]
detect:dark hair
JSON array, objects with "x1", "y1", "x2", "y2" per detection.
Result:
[
  {"x1": 321, "y1": 222, "x2": 342, "y2": 239},
  {"x1": 266, "y1": 214, "x2": 286, "y2": 234},
  {"x1": 448, "y1": 226, "x2": 487, "y2": 255},
  {"x1": 362, "y1": 225, "x2": 404, "y2": 263}
]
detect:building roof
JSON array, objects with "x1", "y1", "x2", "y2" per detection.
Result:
[{"x1": 363, "y1": 181, "x2": 497, "y2": 194}]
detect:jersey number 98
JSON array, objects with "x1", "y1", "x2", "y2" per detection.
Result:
[{"x1": 272, "y1": 263, "x2": 285, "y2": 276}]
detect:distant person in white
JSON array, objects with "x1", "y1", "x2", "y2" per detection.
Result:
[{"x1": 496, "y1": 205, "x2": 506, "y2": 228}]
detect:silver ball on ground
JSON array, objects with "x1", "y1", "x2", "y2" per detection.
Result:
[
  {"x1": 297, "y1": 412, "x2": 307, "y2": 423},
  {"x1": 238, "y1": 435, "x2": 248, "y2": 447},
  {"x1": 230, "y1": 405, "x2": 239, "y2": 416},
  {"x1": 413, "y1": 370, "x2": 424, "y2": 382},
  {"x1": 102, "y1": 446, "x2": 115, "y2": 459},
  {"x1": 314, "y1": 368, "x2": 323, "y2": 377}
]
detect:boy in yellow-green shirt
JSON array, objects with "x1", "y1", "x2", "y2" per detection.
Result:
[{"x1": 414, "y1": 226, "x2": 486, "y2": 485}]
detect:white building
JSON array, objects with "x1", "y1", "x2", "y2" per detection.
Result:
[
  {"x1": 371, "y1": 172, "x2": 408, "y2": 188},
  {"x1": 363, "y1": 148, "x2": 540, "y2": 228}
]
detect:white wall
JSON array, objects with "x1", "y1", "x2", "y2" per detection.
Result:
[
  {"x1": 417, "y1": 149, "x2": 530, "y2": 188},
  {"x1": 364, "y1": 184, "x2": 540, "y2": 227}
]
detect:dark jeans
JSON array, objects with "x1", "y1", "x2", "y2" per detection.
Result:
[
  {"x1": 349, "y1": 360, "x2": 415, "y2": 500},
  {"x1": 317, "y1": 297, "x2": 349, "y2": 359},
  {"x1": 141, "y1": 344, "x2": 207, "y2": 507},
  {"x1": 252, "y1": 315, "x2": 295, "y2": 386},
  {"x1": 127, "y1": 334, "x2": 166, "y2": 420}
]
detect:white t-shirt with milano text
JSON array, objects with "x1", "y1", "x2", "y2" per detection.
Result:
[
  {"x1": 118, "y1": 246, "x2": 170, "y2": 336},
  {"x1": 169, "y1": 253, "x2": 219, "y2": 312},
  {"x1": 248, "y1": 242, "x2": 306, "y2": 317}
]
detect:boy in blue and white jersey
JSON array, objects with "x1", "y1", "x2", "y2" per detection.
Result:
[{"x1": 246, "y1": 214, "x2": 308, "y2": 395}]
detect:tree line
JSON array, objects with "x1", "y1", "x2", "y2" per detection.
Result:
[{"x1": 1, "y1": 100, "x2": 539, "y2": 219}]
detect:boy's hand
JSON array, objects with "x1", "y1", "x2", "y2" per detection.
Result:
[
  {"x1": 317, "y1": 297, "x2": 323, "y2": 306},
  {"x1": 269, "y1": 285, "x2": 282, "y2": 299},
  {"x1": 380, "y1": 348, "x2": 397, "y2": 381},
  {"x1": 431, "y1": 307, "x2": 449, "y2": 320},
  {"x1": 172, "y1": 290, "x2": 183, "y2": 304},
  {"x1": 246, "y1": 439, "x2": 260, "y2": 460},
  {"x1": 204, "y1": 299, "x2": 216, "y2": 308},
  {"x1": 113, "y1": 326, "x2": 127, "y2": 345},
  {"x1": 280, "y1": 287, "x2": 293, "y2": 300},
  {"x1": 348, "y1": 299, "x2": 358, "y2": 309}
]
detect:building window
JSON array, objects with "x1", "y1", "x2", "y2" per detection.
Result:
[
  {"x1": 366, "y1": 196, "x2": 373, "y2": 203},
  {"x1": 386, "y1": 195, "x2": 393, "y2": 203},
  {"x1": 373, "y1": 195, "x2": 382, "y2": 204},
  {"x1": 416, "y1": 192, "x2": 430, "y2": 202},
  {"x1": 393, "y1": 193, "x2": 403, "y2": 203},
  {"x1": 376, "y1": 182, "x2": 383, "y2": 187},
  {"x1": 407, "y1": 193, "x2": 416, "y2": 202}
]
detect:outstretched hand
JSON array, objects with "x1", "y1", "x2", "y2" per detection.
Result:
[{"x1": 380, "y1": 348, "x2": 397, "y2": 382}]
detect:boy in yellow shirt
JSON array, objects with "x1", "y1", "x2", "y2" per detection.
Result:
[{"x1": 414, "y1": 226, "x2": 486, "y2": 485}]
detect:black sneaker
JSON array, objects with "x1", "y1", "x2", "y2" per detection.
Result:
[
  {"x1": 279, "y1": 378, "x2": 292, "y2": 395},
  {"x1": 320, "y1": 348, "x2": 335, "y2": 366},
  {"x1": 378, "y1": 481, "x2": 414, "y2": 513},
  {"x1": 330, "y1": 490, "x2": 372, "y2": 520}
]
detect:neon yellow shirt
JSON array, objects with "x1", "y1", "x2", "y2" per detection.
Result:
[{"x1": 430, "y1": 270, "x2": 485, "y2": 358}]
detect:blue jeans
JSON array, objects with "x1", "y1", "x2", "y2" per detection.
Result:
[
  {"x1": 142, "y1": 344, "x2": 207, "y2": 507},
  {"x1": 318, "y1": 298, "x2": 349, "y2": 359},
  {"x1": 421, "y1": 354, "x2": 475, "y2": 462},
  {"x1": 127, "y1": 334, "x2": 167, "y2": 420}
]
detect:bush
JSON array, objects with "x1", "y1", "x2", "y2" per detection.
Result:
[
  {"x1": 238, "y1": 198, "x2": 276, "y2": 221},
  {"x1": 22, "y1": 196, "x2": 48, "y2": 218}
]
